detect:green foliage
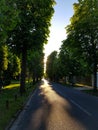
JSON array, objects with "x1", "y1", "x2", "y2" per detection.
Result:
[
  {"x1": 67, "y1": 0, "x2": 98, "y2": 64},
  {"x1": 8, "y1": 0, "x2": 55, "y2": 52},
  {"x1": 59, "y1": 43, "x2": 81, "y2": 77},
  {"x1": 0, "y1": 45, "x2": 8, "y2": 72},
  {"x1": 46, "y1": 51, "x2": 58, "y2": 81},
  {"x1": 7, "y1": 0, "x2": 55, "y2": 94},
  {"x1": 0, "y1": 0, "x2": 19, "y2": 43},
  {"x1": 63, "y1": 0, "x2": 98, "y2": 90},
  {"x1": 8, "y1": 52, "x2": 21, "y2": 78},
  {"x1": 0, "y1": 0, "x2": 19, "y2": 81},
  {"x1": 0, "y1": 51, "x2": 21, "y2": 86},
  {"x1": 27, "y1": 49, "x2": 44, "y2": 83}
]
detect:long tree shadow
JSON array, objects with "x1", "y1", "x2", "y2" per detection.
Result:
[
  {"x1": 16, "y1": 84, "x2": 52, "y2": 130},
  {"x1": 9, "y1": 80, "x2": 98, "y2": 130},
  {"x1": 48, "y1": 81, "x2": 98, "y2": 130}
]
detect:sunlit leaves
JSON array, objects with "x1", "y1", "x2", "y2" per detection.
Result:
[
  {"x1": 8, "y1": 53, "x2": 21, "y2": 78},
  {"x1": 0, "y1": 45, "x2": 8, "y2": 71}
]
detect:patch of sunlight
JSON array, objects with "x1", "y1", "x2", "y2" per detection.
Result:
[
  {"x1": 42, "y1": 78, "x2": 49, "y2": 85},
  {"x1": 75, "y1": 83, "x2": 91, "y2": 87},
  {"x1": 3, "y1": 83, "x2": 20, "y2": 89},
  {"x1": 75, "y1": 83, "x2": 84, "y2": 87}
]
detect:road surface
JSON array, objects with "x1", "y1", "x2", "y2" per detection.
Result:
[{"x1": 10, "y1": 79, "x2": 98, "y2": 130}]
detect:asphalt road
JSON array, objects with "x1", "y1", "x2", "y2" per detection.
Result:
[{"x1": 10, "y1": 79, "x2": 98, "y2": 130}]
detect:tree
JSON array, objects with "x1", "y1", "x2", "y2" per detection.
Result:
[
  {"x1": 66, "y1": 0, "x2": 98, "y2": 91},
  {"x1": 46, "y1": 51, "x2": 58, "y2": 81},
  {"x1": 1, "y1": 51, "x2": 21, "y2": 86},
  {"x1": 0, "y1": 0, "x2": 19, "y2": 45},
  {"x1": 58, "y1": 39, "x2": 82, "y2": 84},
  {"x1": 8, "y1": 52, "x2": 21, "y2": 79},
  {"x1": 0, "y1": 0, "x2": 19, "y2": 80},
  {"x1": 0, "y1": 45, "x2": 8, "y2": 78},
  {"x1": 8, "y1": 0, "x2": 56, "y2": 94},
  {"x1": 27, "y1": 49, "x2": 44, "y2": 84}
]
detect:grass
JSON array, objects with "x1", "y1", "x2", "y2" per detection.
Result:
[{"x1": 0, "y1": 81, "x2": 36, "y2": 130}]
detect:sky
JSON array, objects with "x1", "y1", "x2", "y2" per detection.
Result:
[{"x1": 44, "y1": 0, "x2": 78, "y2": 60}]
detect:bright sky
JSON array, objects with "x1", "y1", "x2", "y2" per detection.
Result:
[{"x1": 44, "y1": 0, "x2": 78, "y2": 60}]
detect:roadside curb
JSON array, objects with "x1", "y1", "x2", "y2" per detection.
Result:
[
  {"x1": 5, "y1": 109, "x2": 22, "y2": 130},
  {"x1": 74, "y1": 86, "x2": 93, "y2": 91},
  {"x1": 5, "y1": 82, "x2": 41, "y2": 130},
  {"x1": 5, "y1": 90, "x2": 34, "y2": 130}
]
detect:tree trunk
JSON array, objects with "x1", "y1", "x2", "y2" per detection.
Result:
[
  {"x1": 91, "y1": 35, "x2": 97, "y2": 92},
  {"x1": 20, "y1": 46, "x2": 27, "y2": 95},
  {"x1": 93, "y1": 50, "x2": 97, "y2": 91}
]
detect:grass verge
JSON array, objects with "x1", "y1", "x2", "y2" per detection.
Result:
[{"x1": 0, "y1": 81, "x2": 36, "y2": 130}]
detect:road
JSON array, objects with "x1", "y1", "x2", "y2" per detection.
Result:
[{"x1": 10, "y1": 79, "x2": 98, "y2": 130}]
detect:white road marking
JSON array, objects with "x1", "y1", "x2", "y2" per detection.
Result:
[{"x1": 70, "y1": 99, "x2": 92, "y2": 117}]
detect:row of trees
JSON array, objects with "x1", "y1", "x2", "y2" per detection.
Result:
[
  {"x1": 46, "y1": 0, "x2": 98, "y2": 91},
  {"x1": 0, "y1": 0, "x2": 56, "y2": 94}
]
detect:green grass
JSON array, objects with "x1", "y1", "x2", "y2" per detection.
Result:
[{"x1": 0, "y1": 81, "x2": 36, "y2": 130}]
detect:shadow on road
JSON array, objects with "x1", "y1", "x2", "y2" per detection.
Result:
[{"x1": 12, "y1": 79, "x2": 98, "y2": 130}]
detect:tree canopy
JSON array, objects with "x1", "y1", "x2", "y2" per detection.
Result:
[
  {"x1": 7, "y1": 0, "x2": 55, "y2": 94},
  {"x1": 0, "y1": 0, "x2": 56, "y2": 94},
  {"x1": 66, "y1": 0, "x2": 98, "y2": 90},
  {"x1": 46, "y1": 0, "x2": 98, "y2": 90},
  {"x1": 46, "y1": 51, "x2": 58, "y2": 81}
]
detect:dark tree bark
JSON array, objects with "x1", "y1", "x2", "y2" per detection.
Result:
[
  {"x1": 20, "y1": 46, "x2": 27, "y2": 95},
  {"x1": 93, "y1": 48, "x2": 97, "y2": 92}
]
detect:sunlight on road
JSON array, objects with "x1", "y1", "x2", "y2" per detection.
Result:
[
  {"x1": 29, "y1": 79, "x2": 85, "y2": 130},
  {"x1": 40, "y1": 81, "x2": 66, "y2": 105},
  {"x1": 42, "y1": 78, "x2": 49, "y2": 85}
]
